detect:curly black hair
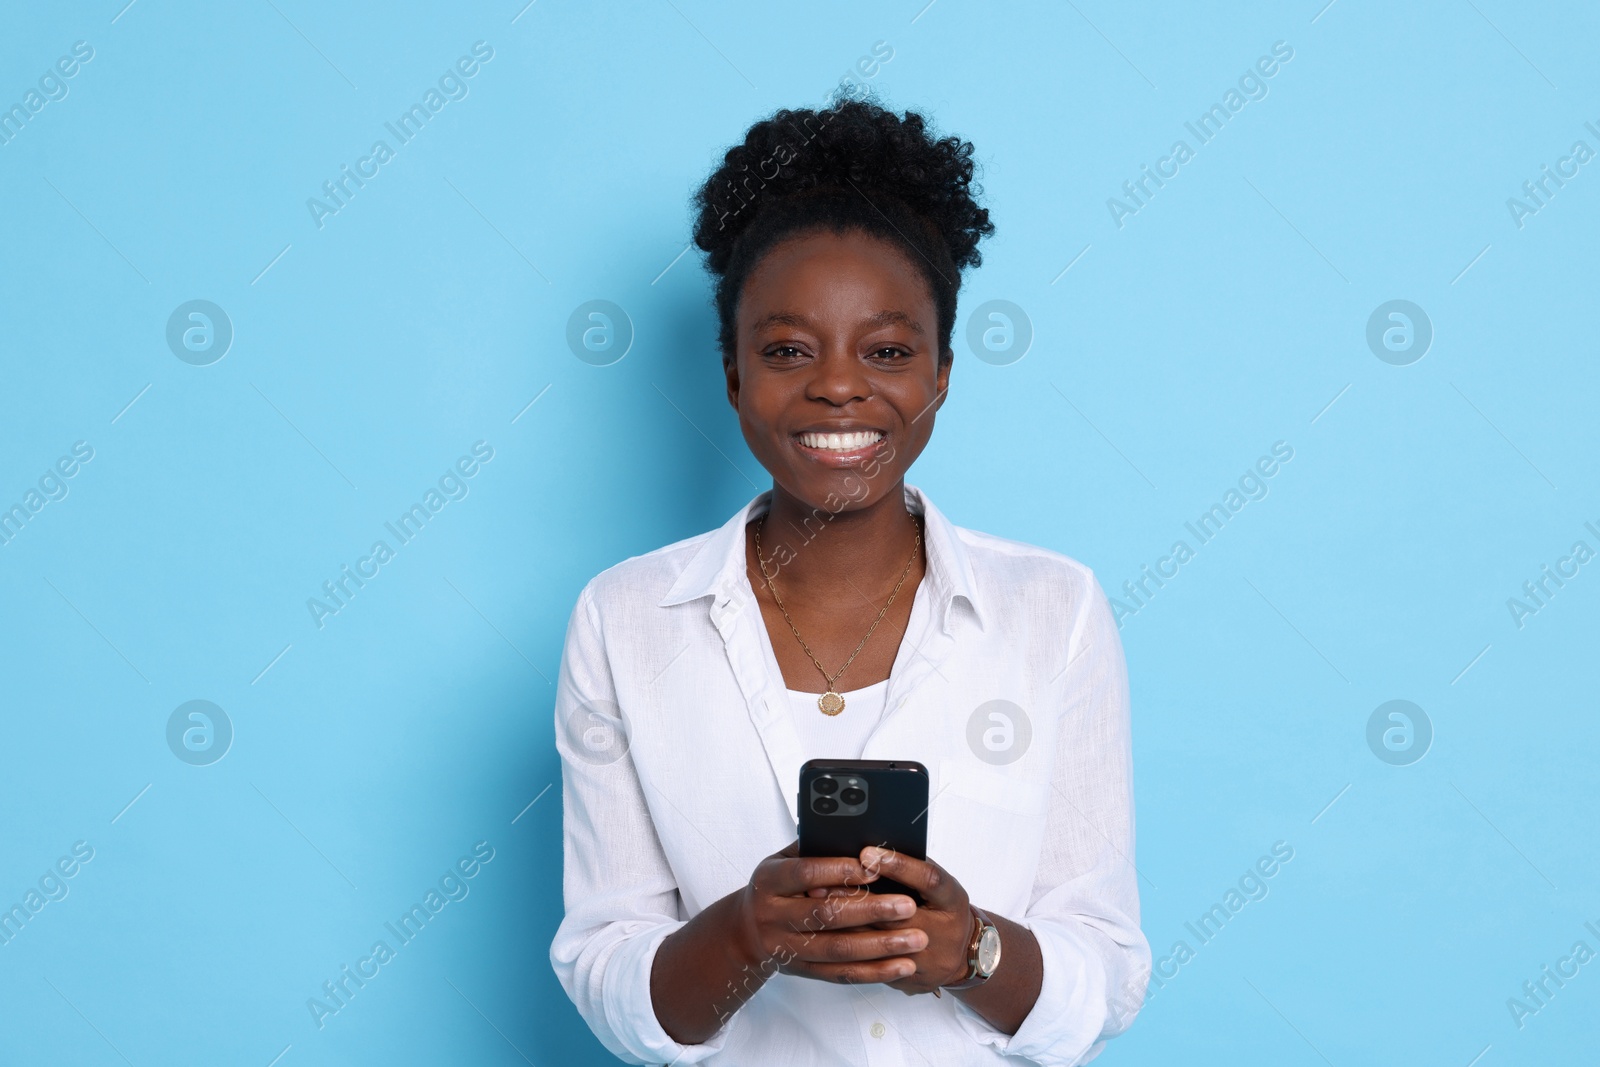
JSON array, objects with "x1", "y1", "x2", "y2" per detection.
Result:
[{"x1": 691, "y1": 94, "x2": 994, "y2": 368}]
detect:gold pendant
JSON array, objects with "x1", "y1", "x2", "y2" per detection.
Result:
[{"x1": 818, "y1": 690, "x2": 845, "y2": 716}]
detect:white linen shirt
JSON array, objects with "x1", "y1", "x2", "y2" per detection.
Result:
[{"x1": 549, "y1": 484, "x2": 1149, "y2": 1067}]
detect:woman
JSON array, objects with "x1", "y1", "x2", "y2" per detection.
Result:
[{"x1": 550, "y1": 97, "x2": 1148, "y2": 1066}]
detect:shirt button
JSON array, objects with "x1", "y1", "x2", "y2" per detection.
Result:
[{"x1": 870, "y1": 1022, "x2": 886, "y2": 1039}]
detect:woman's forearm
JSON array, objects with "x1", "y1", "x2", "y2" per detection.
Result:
[
  {"x1": 648, "y1": 889, "x2": 768, "y2": 1046},
  {"x1": 949, "y1": 912, "x2": 1043, "y2": 1035}
]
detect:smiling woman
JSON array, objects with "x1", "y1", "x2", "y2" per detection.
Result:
[{"x1": 549, "y1": 95, "x2": 1149, "y2": 1067}]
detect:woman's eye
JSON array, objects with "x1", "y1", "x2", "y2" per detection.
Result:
[
  {"x1": 765, "y1": 345, "x2": 805, "y2": 359},
  {"x1": 871, "y1": 346, "x2": 911, "y2": 361}
]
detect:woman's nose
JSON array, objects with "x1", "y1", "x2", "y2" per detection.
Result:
[{"x1": 804, "y1": 347, "x2": 870, "y2": 404}]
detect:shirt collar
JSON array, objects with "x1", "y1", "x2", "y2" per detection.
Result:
[{"x1": 658, "y1": 483, "x2": 985, "y2": 634}]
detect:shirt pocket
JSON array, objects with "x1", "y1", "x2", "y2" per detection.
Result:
[
  {"x1": 929, "y1": 759, "x2": 1049, "y2": 916},
  {"x1": 937, "y1": 758, "x2": 1048, "y2": 815}
]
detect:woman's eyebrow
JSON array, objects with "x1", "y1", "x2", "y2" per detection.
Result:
[
  {"x1": 750, "y1": 309, "x2": 924, "y2": 333},
  {"x1": 861, "y1": 309, "x2": 923, "y2": 333},
  {"x1": 751, "y1": 310, "x2": 812, "y2": 332}
]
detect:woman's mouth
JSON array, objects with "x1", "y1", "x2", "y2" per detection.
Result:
[
  {"x1": 797, "y1": 430, "x2": 884, "y2": 451},
  {"x1": 793, "y1": 429, "x2": 888, "y2": 467}
]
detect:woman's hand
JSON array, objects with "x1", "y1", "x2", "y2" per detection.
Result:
[
  {"x1": 732, "y1": 840, "x2": 931, "y2": 987},
  {"x1": 822, "y1": 846, "x2": 976, "y2": 996}
]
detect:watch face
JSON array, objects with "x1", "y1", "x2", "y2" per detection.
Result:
[{"x1": 977, "y1": 925, "x2": 1002, "y2": 974}]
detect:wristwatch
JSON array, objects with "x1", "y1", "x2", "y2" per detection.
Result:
[{"x1": 941, "y1": 906, "x2": 1001, "y2": 991}]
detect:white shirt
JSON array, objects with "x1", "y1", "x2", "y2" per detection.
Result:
[
  {"x1": 785, "y1": 679, "x2": 889, "y2": 761},
  {"x1": 549, "y1": 484, "x2": 1149, "y2": 1067}
]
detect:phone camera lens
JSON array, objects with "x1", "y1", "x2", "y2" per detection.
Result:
[
  {"x1": 813, "y1": 796, "x2": 838, "y2": 814},
  {"x1": 813, "y1": 777, "x2": 838, "y2": 795},
  {"x1": 839, "y1": 787, "x2": 865, "y2": 805}
]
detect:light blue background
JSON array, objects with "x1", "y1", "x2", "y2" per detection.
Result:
[{"x1": 2, "y1": 1, "x2": 1596, "y2": 1064}]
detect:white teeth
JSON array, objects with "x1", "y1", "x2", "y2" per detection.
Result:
[{"x1": 798, "y1": 430, "x2": 884, "y2": 451}]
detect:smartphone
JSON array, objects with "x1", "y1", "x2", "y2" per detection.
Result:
[{"x1": 797, "y1": 759, "x2": 929, "y2": 906}]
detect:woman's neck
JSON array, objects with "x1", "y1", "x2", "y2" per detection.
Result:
[{"x1": 750, "y1": 480, "x2": 923, "y2": 603}]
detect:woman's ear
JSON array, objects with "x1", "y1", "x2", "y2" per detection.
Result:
[
  {"x1": 724, "y1": 352, "x2": 742, "y2": 411},
  {"x1": 934, "y1": 349, "x2": 952, "y2": 408}
]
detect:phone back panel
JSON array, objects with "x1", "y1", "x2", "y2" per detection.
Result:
[{"x1": 797, "y1": 759, "x2": 929, "y2": 904}]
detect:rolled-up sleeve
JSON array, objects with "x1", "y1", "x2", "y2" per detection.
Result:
[
  {"x1": 951, "y1": 571, "x2": 1150, "y2": 1066},
  {"x1": 547, "y1": 581, "x2": 733, "y2": 1065}
]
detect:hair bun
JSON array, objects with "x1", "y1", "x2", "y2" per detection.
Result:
[{"x1": 692, "y1": 96, "x2": 992, "y2": 277}]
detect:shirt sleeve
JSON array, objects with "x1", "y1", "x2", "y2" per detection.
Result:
[
  {"x1": 547, "y1": 581, "x2": 735, "y2": 1065},
  {"x1": 951, "y1": 570, "x2": 1151, "y2": 1066}
]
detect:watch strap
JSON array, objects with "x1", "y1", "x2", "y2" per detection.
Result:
[{"x1": 941, "y1": 906, "x2": 996, "y2": 991}]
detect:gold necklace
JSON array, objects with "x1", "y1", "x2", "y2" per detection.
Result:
[{"x1": 753, "y1": 510, "x2": 921, "y2": 716}]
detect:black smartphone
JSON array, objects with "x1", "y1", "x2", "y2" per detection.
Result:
[{"x1": 797, "y1": 759, "x2": 930, "y2": 906}]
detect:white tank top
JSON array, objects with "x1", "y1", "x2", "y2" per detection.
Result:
[{"x1": 785, "y1": 678, "x2": 890, "y2": 761}]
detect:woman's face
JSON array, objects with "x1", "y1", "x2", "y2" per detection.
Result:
[{"x1": 725, "y1": 229, "x2": 949, "y2": 513}]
